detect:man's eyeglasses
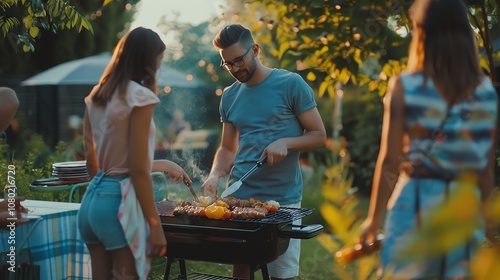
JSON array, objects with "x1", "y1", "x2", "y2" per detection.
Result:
[{"x1": 220, "y1": 45, "x2": 253, "y2": 71}]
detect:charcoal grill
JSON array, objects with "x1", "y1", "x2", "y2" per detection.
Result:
[{"x1": 156, "y1": 201, "x2": 323, "y2": 280}]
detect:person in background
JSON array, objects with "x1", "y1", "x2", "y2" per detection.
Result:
[
  {"x1": 0, "y1": 87, "x2": 19, "y2": 133},
  {"x1": 0, "y1": 197, "x2": 28, "y2": 230},
  {"x1": 78, "y1": 27, "x2": 192, "y2": 280},
  {"x1": 165, "y1": 109, "x2": 191, "y2": 144},
  {"x1": 0, "y1": 87, "x2": 28, "y2": 229},
  {"x1": 357, "y1": 0, "x2": 498, "y2": 278},
  {"x1": 200, "y1": 24, "x2": 326, "y2": 280}
]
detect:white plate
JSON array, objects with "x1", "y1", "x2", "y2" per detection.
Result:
[
  {"x1": 52, "y1": 161, "x2": 86, "y2": 168},
  {"x1": 57, "y1": 174, "x2": 90, "y2": 179},
  {"x1": 52, "y1": 170, "x2": 88, "y2": 175}
]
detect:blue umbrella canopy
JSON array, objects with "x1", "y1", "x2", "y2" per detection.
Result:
[{"x1": 21, "y1": 52, "x2": 207, "y2": 89}]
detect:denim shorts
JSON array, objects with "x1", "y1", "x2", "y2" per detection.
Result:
[
  {"x1": 381, "y1": 177, "x2": 483, "y2": 278},
  {"x1": 77, "y1": 171, "x2": 129, "y2": 250}
]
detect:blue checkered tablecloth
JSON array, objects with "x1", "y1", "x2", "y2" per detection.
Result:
[{"x1": 0, "y1": 200, "x2": 91, "y2": 280}]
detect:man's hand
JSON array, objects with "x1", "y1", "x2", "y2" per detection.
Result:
[
  {"x1": 200, "y1": 175, "x2": 220, "y2": 200},
  {"x1": 263, "y1": 139, "x2": 289, "y2": 166}
]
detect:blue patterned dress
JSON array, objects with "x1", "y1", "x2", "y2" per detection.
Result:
[{"x1": 381, "y1": 71, "x2": 498, "y2": 278}]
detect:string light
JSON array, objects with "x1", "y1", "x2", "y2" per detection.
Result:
[
  {"x1": 320, "y1": 31, "x2": 328, "y2": 44},
  {"x1": 352, "y1": 27, "x2": 361, "y2": 41},
  {"x1": 259, "y1": 16, "x2": 275, "y2": 30},
  {"x1": 267, "y1": 19, "x2": 274, "y2": 30},
  {"x1": 163, "y1": 86, "x2": 172, "y2": 94},
  {"x1": 89, "y1": 1, "x2": 137, "y2": 21},
  {"x1": 333, "y1": 0, "x2": 343, "y2": 10}
]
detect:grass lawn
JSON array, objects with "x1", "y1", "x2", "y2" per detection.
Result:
[{"x1": 147, "y1": 236, "x2": 337, "y2": 280}]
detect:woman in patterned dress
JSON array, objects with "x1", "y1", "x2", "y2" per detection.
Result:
[{"x1": 357, "y1": 0, "x2": 498, "y2": 278}]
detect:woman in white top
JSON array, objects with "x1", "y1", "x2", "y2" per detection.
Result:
[{"x1": 78, "y1": 27, "x2": 192, "y2": 280}]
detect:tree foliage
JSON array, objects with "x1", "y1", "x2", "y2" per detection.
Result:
[
  {"x1": 218, "y1": 0, "x2": 498, "y2": 92},
  {"x1": 0, "y1": 0, "x2": 95, "y2": 52},
  {"x1": 0, "y1": 0, "x2": 136, "y2": 76}
]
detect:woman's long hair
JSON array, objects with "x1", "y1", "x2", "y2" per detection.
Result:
[
  {"x1": 91, "y1": 27, "x2": 166, "y2": 105},
  {"x1": 406, "y1": 0, "x2": 483, "y2": 103}
]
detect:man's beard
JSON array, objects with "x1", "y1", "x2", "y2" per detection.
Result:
[{"x1": 232, "y1": 61, "x2": 256, "y2": 83}]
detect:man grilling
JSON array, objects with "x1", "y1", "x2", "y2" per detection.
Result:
[{"x1": 200, "y1": 24, "x2": 326, "y2": 280}]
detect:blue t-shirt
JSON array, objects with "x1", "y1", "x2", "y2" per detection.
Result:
[{"x1": 220, "y1": 69, "x2": 317, "y2": 204}]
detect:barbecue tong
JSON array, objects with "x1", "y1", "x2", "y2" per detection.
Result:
[{"x1": 221, "y1": 155, "x2": 268, "y2": 198}]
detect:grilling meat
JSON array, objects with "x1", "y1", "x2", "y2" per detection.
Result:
[
  {"x1": 173, "y1": 205, "x2": 206, "y2": 217},
  {"x1": 231, "y1": 207, "x2": 268, "y2": 219},
  {"x1": 170, "y1": 197, "x2": 280, "y2": 220}
]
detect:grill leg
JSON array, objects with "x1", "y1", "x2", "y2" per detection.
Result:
[
  {"x1": 248, "y1": 264, "x2": 269, "y2": 280},
  {"x1": 163, "y1": 257, "x2": 173, "y2": 280},
  {"x1": 163, "y1": 257, "x2": 172, "y2": 280},
  {"x1": 260, "y1": 264, "x2": 269, "y2": 280},
  {"x1": 179, "y1": 259, "x2": 187, "y2": 276},
  {"x1": 163, "y1": 258, "x2": 187, "y2": 280}
]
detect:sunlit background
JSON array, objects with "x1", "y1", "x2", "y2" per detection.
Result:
[{"x1": 131, "y1": 0, "x2": 225, "y2": 46}]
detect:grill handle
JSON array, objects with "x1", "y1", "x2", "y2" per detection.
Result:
[{"x1": 279, "y1": 224, "x2": 324, "y2": 239}]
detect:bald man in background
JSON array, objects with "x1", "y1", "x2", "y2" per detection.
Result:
[{"x1": 0, "y1": 87, "x2": 19, "y2": 132}]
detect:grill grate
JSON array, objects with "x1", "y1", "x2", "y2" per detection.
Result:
[
  {"x1": 157, "y1": 200, "x2": 315, "y2": 225},
  {"x1": 241, "y1": 207, "x2": 313, "y2": 223},
  {"x1": 170, "y1": 272, "x2": 242, "y2": 280}
]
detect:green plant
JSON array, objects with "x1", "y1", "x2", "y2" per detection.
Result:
[
  {"x1": 316, "y1": 142, "x2": 381, "y2": 280},
  {"x1": 337, "y1": 90, "x2": 382, "y2": 197},
  {"x1": 0, "y1": 132, "x2": 74, "y2": 201}
]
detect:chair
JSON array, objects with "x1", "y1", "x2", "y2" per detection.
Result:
[{"x1": 29, "y1": 179, "x2": 90, "y2": 203}]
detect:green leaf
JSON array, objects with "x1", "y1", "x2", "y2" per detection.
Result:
[
  {"x1": 318, "y1": 79, "x2": 330, "y2": 97},
  {"x1": 80, "y1": 17, "x2": 93, "y2": 33},
  {"x1": 74, "y1": 16, "x2": 81, "y2": 32},
  {"x1": 29, "y1": 26, "x2": 39, "y2": 38},
  {"x1": 23, "y1": 15, "x2": 34, "y2": 29},
  {"x1": 102, "y1": 0, "x2": 114, "y2": 6},
  {"x1": 301, "y1": 35, "x2": 313, "y2": 44},
  {"x1": 278, "y1": 41, "x2": 290, "y2": 60},
  {"x1": 306, "y1": 71, "x2": 317, "y2": 81}
]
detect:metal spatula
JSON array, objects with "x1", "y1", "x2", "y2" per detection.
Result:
[{"x1": 221, "y1": 155, "x2": 268, "y2": 198}]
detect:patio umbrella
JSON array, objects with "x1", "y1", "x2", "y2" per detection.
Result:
[{"x1": 21, "y1": 52, "x2": 207, "y2": 89}]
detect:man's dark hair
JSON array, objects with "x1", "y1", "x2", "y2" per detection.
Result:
[{"x1": 213, "y1": 24, "x2": 254, "y2": 50}]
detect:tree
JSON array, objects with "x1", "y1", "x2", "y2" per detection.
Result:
[
  {"x1": 0, "y1": 0, "x2": 136, "y2": 75},
  {"x1": 0, "y1": 0, "x2": 94, "y2": 52}
]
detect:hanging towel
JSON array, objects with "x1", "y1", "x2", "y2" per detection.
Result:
[{"x1": 118, "y1": 178, "x2": 151, "y2": 280}]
